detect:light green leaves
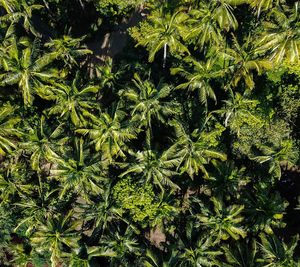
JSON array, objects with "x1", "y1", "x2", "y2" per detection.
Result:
[{"x1": 197, "y1": 197, "x2": 246, "y2": 242}]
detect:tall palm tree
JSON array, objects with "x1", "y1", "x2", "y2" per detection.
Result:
[
  {"x1": 206, "y1": 161, "x2": 249, "y2": 200},
  {"x1": 196, "y1": 197, "x2": 246, "y2": 242},
  {"x1": 167, "y1": 120, "x2": 226, "y2": 179},
  {"x1": 13, "y1": 187, "x2": 58, "y2": 233},
  {"x1": 45, "y1": 36, "x2": 92, "y2": 68},
  {"x1": 248, "y1": 0, "x2": 286, "y2": 17},
  {"x1": 19, "y1": 115, "x2": 68, "y2": 172},
  {"x1": 251, "y1": 139, "x2": 298, "y2": 178},
  {"x1": 120, "y1": 149, "x2": 180, "y2": 192},
  {"x1": 93, "y1": 58, "x2": 122, "y2": 88},
  {"x1": 120, "y1": 73, "x2": 178, "y2": 147},
  {"x1": 83, "y1": 184, "x2": 116, "y2": 233},
  {"x1": 222, "y1": 240, "x2": 258, "y2": 267},
  {"x1": 184, "y1": 6, "x2": 223, "y2": 51},
  {"x1": 41, "y1": 74, "x2": 100, "y2": 126},
  {"x1": 48, "y1": 138, "x2": 107, "y2": 200},
  {"x1": 69, "y1": 244, "x2": 116, "y2": 267},
  {"x1": 171, "y1": 56, "x2": 225, "y2": 106},
  {"x1": 212, "y1": 0, "x2": 241, "y2": 31},
  {"x1": 0, "y1": 36, "x2": 58, "y2": 105},
  {"x1": 257, "y1": 234, "x2": 299, "y2": 267},
  {"x1": 243, "y1": 186, "x2": 287, "y2": 234},
  {"x1": 223, "y1": 34, "x2": 273, "y2": 89},
  {"x1": 184, "y1": 0, "x2": 243, "y2": 51},
  {"x1": 76, "y1": 110, "x2": 138, "y2": 162},
  {"x1": 8, "y1": 242, "x2": 50, "y2": 267},
  {"x1": 0, "y1": 0, "x2": 43, "y2": 36},
  {"x1": 100, "y1": 226, "x2": 140, "y2": 266},
  {"x1": 0, "y1": 161, "x2": 32, "y2": 204},
  {"x1": 30, "y1": 210, "x2": 80, "y2": 267},
  {"x1": 0, "y1": 103, "x2": 21, "y2": 156},
  {"x1": 131, "y1": 8, "x2": 189, "y2": 67},
  {"x1": 215, "y1": 91, "x2": 262, "y2": 135},
  {"x1": 255, "y1": 3, "x2": 300, "y2": 64},
  {"x1": 0, "y1": 0, "x2": 17, "y2": 13},
  {"x1": 179, "y1": 237, "x2": 223, "y2": 266},
  {"x1": 143, "y1": 249, "x2": 180, "y2": 267}
]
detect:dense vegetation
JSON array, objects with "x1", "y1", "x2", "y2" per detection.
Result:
[{"x1": 0, "y1": 0, "x2": 299, "y2": 266}]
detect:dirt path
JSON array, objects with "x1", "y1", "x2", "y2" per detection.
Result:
[{"x1": 87, "y1": 7, "x2": 144, "y2": 63}]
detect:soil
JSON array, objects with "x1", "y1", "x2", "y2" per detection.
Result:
[{"x1": 85, "y1": 7, "x2": 145, "y2": 76}]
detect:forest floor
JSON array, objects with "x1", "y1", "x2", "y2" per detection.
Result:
[{"x1": 87, "y1": 8, "x2": 144, "y2": 63}]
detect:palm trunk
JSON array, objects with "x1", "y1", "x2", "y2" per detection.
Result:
[
  {"x1": 163, "y1": 43, "x2": 167, "y2": 68},
  {"x1": 146, "y1": 123, "x2": 152, "y2": 150},
  {"x1": 7, "y1": 5, "x2": 14, "y2": 13},
  {"x1": 42, "y1": 0, "x2": 50, "y2": 10},
  {"x1": 78, "y1": 0, "x2": 85, "y2": 9}
]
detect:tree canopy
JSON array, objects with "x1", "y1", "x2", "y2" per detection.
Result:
[{"x1": 0, "y1": 0, "x2": 299, "y2": 266}]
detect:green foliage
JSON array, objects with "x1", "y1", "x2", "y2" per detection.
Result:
[
  {"x1": 94, "y1": 0, "x2": 145, "y2": 17},
  {"x1": 130, "y1": 8, "x2": 189, "y2": 66},
  {"x1": 257, "y1": 234, "x2": 299, "y2": 267},
  {"x1": 167, "y1": 120, "x2": 226, "y2": 178},
  {"x1": 0, "y1": 205, "x2": 13, "y2": 244},
  {"x1": 179, "y1": 237, "x2": 223, "y2": 266},
  {"x1": 30, "y1": 211, "x2": 80, "y2": 266},
  {"x1": 0, "y1": 36, "x2": 58, "y2": 105},
  {"x1": 0, "y1": 103, "x2": 21, "y2": 155},
  {"x1": 196, "y1": 197, "x2": 246, "y2": 242},
  {"x1": 222, "y1": 240, "x2": 258, "y2": 267},
  {"x1": 277, "y1": 84, "x2": 300, "y2": 128},
  {"x1": 113, "y1": 177, "x2": 177, "y2": 226},
  {"x1": 243, "y1": 186, "x2": 288, "y2": 234},
  {"x1": 0, "y1": 0, "x2": 299, "y2": 265}
]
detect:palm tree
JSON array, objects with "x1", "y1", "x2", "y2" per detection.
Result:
[
  {"x1": 212, "y1": 0, "x2": 242, "y2": 31},
  {"x1": 83, "y1": 184, "x2": 116, "y2": 234},
  {"x1": 41, "y1": 74, "x2": 100, "y2": 126},
  {"x1": 120, "y1": 149, "x2": 180, "y2": 192},
  {"x1": 257, "y1": 234, "x2": 299, "y2": 267},
  {"x1": 184, "y1": 6, "x2": 223, "y2": 51},
  {"x1": 184, "y1": 0, "x2": 243, "y2": 51},
  {"x1": 206, "y1": 161, "x2": 249, "y2": 200},
  {"x1": 69, "y1": 244, "x2": 116, "y2": 267},
  {"x1": 45, "y1": 36, "x2": 92, "y2": 68},
  {"x1": 196, "y1": 197, "x2": 246, "y2": 242},
  {"x1": 100, "y1": 226, "x2": 140, "y2": 266},
  {"x1": 8, "y1": 242, "x2": 50, "y2": 267},
  {"x1": 250, "y1": 139, "x2": 298, "y2": 178},
  {"x1": 255, "y1": 3, "x2": 300, "y2": 64},
  {"x1": 171, "y1": 56, "x2": 225, "y2": 106},
  {"x1": 76, "y1": 110, "x2": 138, "y2": 162},
  {"x1": 179, "y1": 237, "x2": 222, "y2": 266},
  {"x1": 143, "y1": 249, "x2": 180, "y2": 267},
  {"x1": 131, "y1": 8, "x2": 189, "y2": 67},
  {"x1": 167, "y1": 120, "x2": 226, "y2": 179},
  {"x1": 19, "y1": 115, "x2": 68, "y2": 172},
  {"x1": 222, "y1": 240, "x2": 258, "y2": 267},
  {"x1": 248, "y1": 0, "x2": 286, "y2": 17},
  {"x1": 13, "y1": 187, "x2": 58, "y2": 233},
  {"x1": 223, "y1": 34, "x2": 273, "y2": 89},
  {"x1": 243, "y1": 186, "x2": 287, "y2": 234},
  {"x1": 0, "y1": 161, "x2": 32, "y2": 204},
  {"x1": 30, "y1": 210, "x2": 80, "y2": 267},
  {"x1": 120, "y1": 73, "x2": 178, "y2": 147},
  {"x1": 0, "y1": 0, "x2": 43, "y2": 36},
  {"x1": 215, "y1": 91, "x2": 262, "y2": 135},
  {"x1": 93, "y1": 58, "x2": 122, "y2": 89},
  {"x1": 48, "y1": 138, "x2": 107, "y2": 200},
  {"x1": 0, "y1": 0, "x2": 16, "y2": 13},
  {"x1": 0, "y1": 103, "x2": 21, "y2": 156},
  {"x1": 0, "y1": 36, "x2": 58, "y2": 105}
]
